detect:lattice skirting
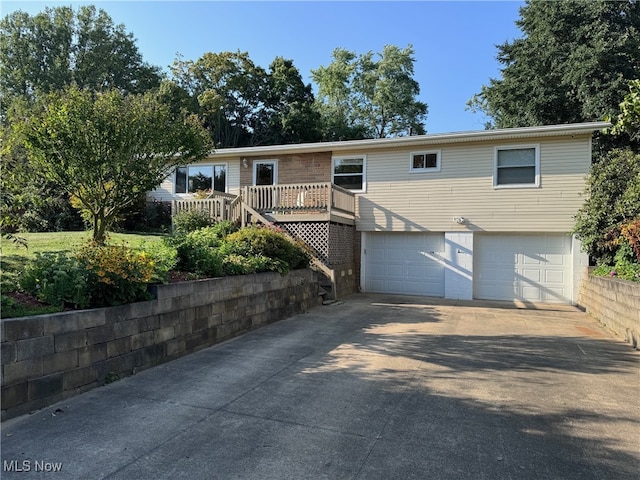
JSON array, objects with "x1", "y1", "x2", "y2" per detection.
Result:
[{"x1": 278, "y1": 221, "x2": 354, "y2": 267}]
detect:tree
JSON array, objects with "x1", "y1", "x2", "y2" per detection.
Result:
[
  {"x1": 19, "y1": 87, "x2": 211, "y2": 244},
  {"x1": 1, "y1": 5, "x2": 163, "y2": 234},
  {"x1": 170, "y1": 52, "x2": 320, "y2": 147},
  {"x1": 574, "y1": 149, "x2": 640, "y2": 264},
  {"x1": 0, "y1": 5, "x2": 161, "y2": 107},
  {"x1": 468, "y1": 0, "x2": 640, "y2": 129},
  {"x1": 608, "y1": 79, "x2": 640, "y2": 146},
  {"x1": 253, "y1": 57, "x2": 322, "y2": 145},
  {"x1": 574, "y1": 80, "x2": 640, "y2": 264},
  {"x1": 171, "y1": 51, "x2": 267, "y2": 148},
  {"x1": 312, "y1": 45, "x2": 427, "y2": 140}
]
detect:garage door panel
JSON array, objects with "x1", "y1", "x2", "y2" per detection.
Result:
[
  {"x1": 520, "y1": 269, "x2": 541, "y2": 282},
  {"x1": 522, "y1": 255, "x2": 543, "y2": 265},
  {"x1": 545, "y1": 270, "x2": 565, "y2": 283},
  {"x1": 365, "y1": 232, "x2": 444, "y2": 297},
  {"x1": 475, "y1": 234, "x2": 571, "y2": 304}
]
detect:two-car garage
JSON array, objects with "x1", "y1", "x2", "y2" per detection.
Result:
[{"x1": 363, "y1": 232, "x2": 575, "y2": 304}]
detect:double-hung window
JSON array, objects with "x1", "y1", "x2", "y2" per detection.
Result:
[
  {"x1": 410, "y1": 150, "x2": 441, "y2": 173},
  {"x1": 494, "y1": 145, "x2": 540, "y2": 188},
  {"x1": 175, "y1": 164, "x2": 227, "y2": 194},
  {"x1": 332, "y1": 156, "x2": 366, "y2": 192}
]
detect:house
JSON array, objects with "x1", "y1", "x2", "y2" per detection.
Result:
[{"x1": 149, "y1": 121, "x2": 610, "y2": 305}]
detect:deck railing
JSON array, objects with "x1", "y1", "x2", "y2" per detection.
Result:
[
  {"x1": 242, "y1": 182, "x2": 355, "y2": 217},
  {"x1": 172, "y1": 183, "x2": 355, "y2": 224},
  {"x1": 172, "y1": 191, "x2": 238, "y2": 223}
]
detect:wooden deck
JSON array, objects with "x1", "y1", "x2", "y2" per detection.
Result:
[{"x1": 172, "y1": 183, "x2": 356, "y2": 225}]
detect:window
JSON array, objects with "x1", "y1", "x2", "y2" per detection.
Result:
[
  {"x1": 175, "y1": 164, "x2": 227, "y2": 193},
  {"x1": 410, "y1": 150, "x2": 441, "y2": 173},
  {"x1": 494, "y1": 145, "x2": 539, "y2": 187},
  {"x1": 332, "y1": 156, "x2": 366, "y2": 191},
  {"x1": 253, "y1": 160, "x2": 278, "y2": 186}
]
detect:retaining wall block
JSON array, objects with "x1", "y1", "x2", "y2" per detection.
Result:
[
  {"x1": 78, "y1": 344, "x2": 107, "y2": 368},
  {"x1": 28, "y1": 373, "x2": 63, "y2": 401},
  {"x1": 1, "y1": 342, "x2": 16, "y2": 365},
  {"x1": 16, "y1": 336, "x2": 54, "y2": 361},
  {"x1": 42, "y1": 350, "x2": 78, "y2": 376},
  {"x1": 55, "y1": 330, "x2": 88, "y2": 352},
  {"x1": 3, "y1": 317, "x2": 44, "y2": 341}
]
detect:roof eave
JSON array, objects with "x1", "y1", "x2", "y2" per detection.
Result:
[{"x1": 209, "y1": 121, "x2": 612, "y2": 159}]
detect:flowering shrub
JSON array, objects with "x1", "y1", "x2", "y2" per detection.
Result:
[{"x1": 76, "y1": 242, "x2": 156, "y2": 306}]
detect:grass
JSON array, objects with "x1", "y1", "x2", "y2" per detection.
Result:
[{"x1": 1, "y1": 231, "x2": 166, "y2": 318}]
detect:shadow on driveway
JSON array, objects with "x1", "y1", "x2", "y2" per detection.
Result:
[{"x1": 1, "y1": 293, "x2": 638, "y2": 479}]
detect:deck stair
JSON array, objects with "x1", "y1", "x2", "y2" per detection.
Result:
[{"x1": 172, "y1": 183, "x2": 356, "y2": 300}]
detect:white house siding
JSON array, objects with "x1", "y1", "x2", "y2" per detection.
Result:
[{"x1": 353, "y1": 136, "x2": 592, "y2": 233}]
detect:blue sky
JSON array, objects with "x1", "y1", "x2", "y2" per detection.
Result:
[{"x1": 2, "y1": 1, "x2": 525, "y2": 133}]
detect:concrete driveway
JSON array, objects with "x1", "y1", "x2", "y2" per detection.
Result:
[{"x1": 1, "y1": 294, "x2": 639, "y2": 479}]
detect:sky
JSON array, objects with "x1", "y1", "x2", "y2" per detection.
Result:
[{"x1": 2, "y1": 1, "x2": 526, "y2": 134}]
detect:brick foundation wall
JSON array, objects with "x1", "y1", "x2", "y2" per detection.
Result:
[
  {"x1": 578, "y1": 268, "x2": 640, "y2": 349},
  {"x1": 1, "y1": 270, "x2": 321, "y2": 421}
]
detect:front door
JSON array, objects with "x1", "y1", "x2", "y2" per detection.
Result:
[{"x1": 253, "y1": 160, "x2": 278, "y2": 186}]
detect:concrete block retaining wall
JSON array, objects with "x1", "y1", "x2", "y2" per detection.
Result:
[
  {"x1": 578, "y1": 268, "x2": 640, "y2": 349},
  {"x1": 1, "y1": 270, "x2": 321, "y2": 421}
]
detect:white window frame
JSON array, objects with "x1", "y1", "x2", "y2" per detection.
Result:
[
  {"x1": 174, "y1": 163, "x2": 228, "y2": 194},
  {"x1": 493, "y1": 144, "x2": 540, "y2": 189},
  {"x1": 252, "y1": 159, "x2": 278, "y2": 186},
  {"x1": 410, "y1": 150, "x2": 441, "y2": 173},
  {"x1": 332, "y1": 155, "x2": 366, "y2": 193}
]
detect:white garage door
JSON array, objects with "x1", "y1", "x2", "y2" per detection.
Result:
[
  {"x1": 474, "y1": 234, "x2": 572, "y2": 304},
  {"x1": 364, "y1": 232, "x2": 445, "y2": 297}
]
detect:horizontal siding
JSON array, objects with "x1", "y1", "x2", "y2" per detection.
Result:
[{"x1": 357, "y1": 136, "x2": 591, "y2": 232}]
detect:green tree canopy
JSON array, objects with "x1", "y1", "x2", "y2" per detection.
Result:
[
  {"x1": 312, "y1": 45, "x2": 427, "y2": 140},
  {"x1": 608, "y1": 79, "x2": 640, "y2": 145},
  {"x1": 574, "y1": 148, "x2": 640, "y2": 264},
  {"x1": 254, "y1": 57, "x2": 322, "y2": 145},
  {"x1": 0, "y1": 5, "x2": 162, "y2": 106},
  {"x1": 468, "y1": 0, "x2": 640, "y2": 129},
  {"x1": 18, "y1": 87, "x2": 211, "y2": 244},
  {"x1": 171, "y1": 51, "x2": 321, "y2": 147},
  {"x1": 0, "y1": 5, "x2": 164, "y2": 234}
]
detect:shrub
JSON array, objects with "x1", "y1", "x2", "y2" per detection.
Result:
[
  {"x1": 115, "y1": 197, "x2": 172, "y2": 233},
  {"x1": 219, "y1": 226, "x2": 310, "y2": 274},
  {"x1": 76, "y1": 242, "x2": 155, "y2": 306},
  {"x1": 593, "y1": 242, "x2": 640, "y2": 282},
  {"x1": 222, "y1": 254, "x2": 279, "y2": 276},
  {"x1": 20, "y1": 252, "x2": 91, "y2": 308},
  {"x1": 166, "y1": 221, "x2": 238, "y2": 277},
  {"x1": 172, "y1": 209, "x2": 213, "y2": 234},
  {"x1": 138, "y1": 241, "x2": 178, "y2": 284}
]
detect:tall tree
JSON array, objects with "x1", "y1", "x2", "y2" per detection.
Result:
[
  {"x1": 312, "y1": 45, "x2": 427, "y2": 140},
  {"x1": 171, "y1": 52, "x2": 320, "y2": 147},
  {"x1": 18, "y1": 87, "x2": 211, "y2": 244},
  {"x1": 171, "y1": 51, "x2": 267, "y2": 148},
  {"x1": 254, "y1": 57, "x2": 322, "y2": 145},
  {"x1": 467, "y1": 0, "x2": 640, "y2": 129},
  {"x1": 0, "y1": 5, "x2": 163, "y2": 233},
  {"x1": 0, "y1": 5, "x2": 162, "y2": 106}
]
